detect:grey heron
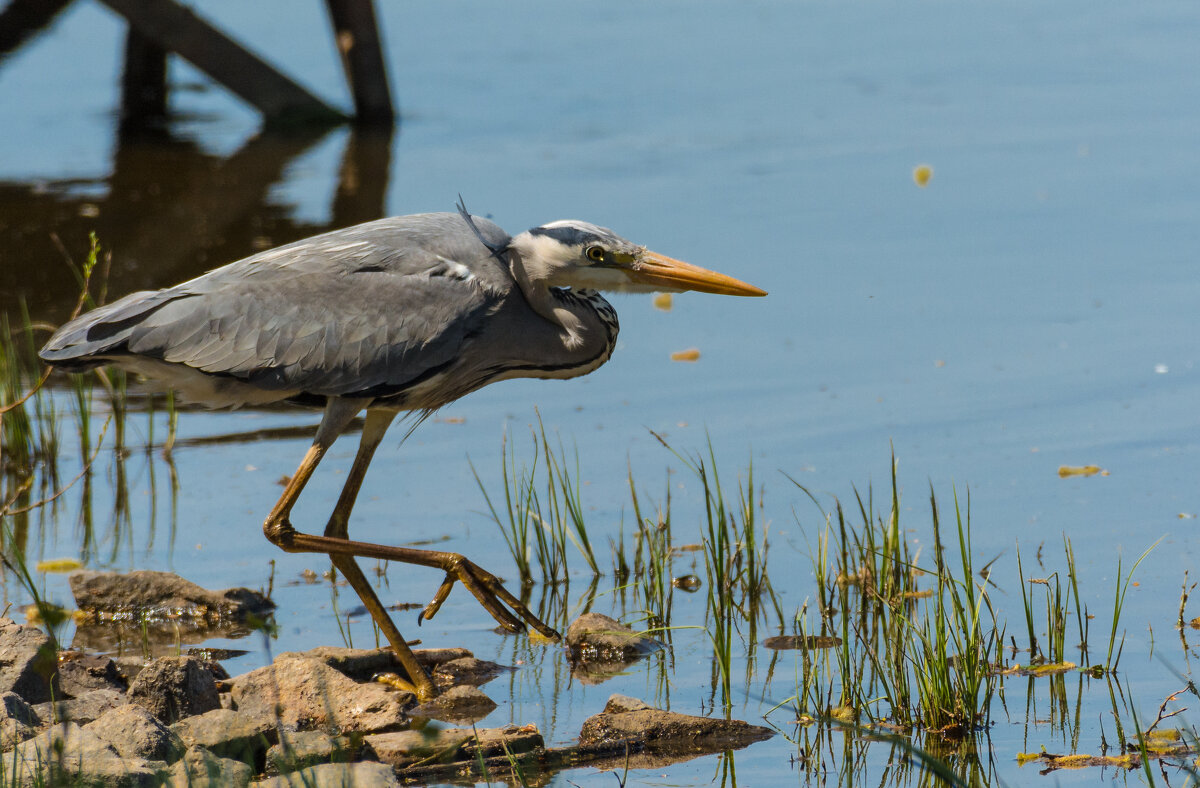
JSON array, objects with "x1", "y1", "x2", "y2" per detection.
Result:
[{"x1": 39, "y1": 205, "x2": 765, "y2": 699}]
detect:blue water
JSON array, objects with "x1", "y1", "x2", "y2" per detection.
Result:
[{"x1": 3, "y1": 1, "x2": 1199, "y2": 785}]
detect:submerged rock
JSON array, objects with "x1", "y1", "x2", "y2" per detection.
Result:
[
  {"x1": 69, "y1": 570, "x2": 275, "y2": 624},
  {"x1": 578, "y1": 694, "x2": 773, "y2": 756},
  {"x1": 410, "y1": 684, "x2": 497, "y2": 724},
  {"x1": 364, "y1": 724, "x2": 543, "y2": 769},
  {"x1": 128, "y1": 655, "x2": 221, "y2": 724},
  {"x1": 0, "y1": 617, "x2": 59, "y2": 704},
  {"x1": 432, "y1": 656, "x2": 511, "y2": 689}
]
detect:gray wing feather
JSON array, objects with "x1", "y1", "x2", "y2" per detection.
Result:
[{"x1": 40, "y1": 213, "x2": 515, "y2": 399}]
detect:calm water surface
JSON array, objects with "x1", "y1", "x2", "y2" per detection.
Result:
[{"x1": 2, "y1": 2, "x2": 1199, "y2": 785}]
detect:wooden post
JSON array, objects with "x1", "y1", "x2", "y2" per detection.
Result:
[
  {"x1": 97, "y1": 0, "x2": 344, "y2": 125},
  {"x1": 119, "y1": 26, "x2": 168, "y2": 127},
  {"x1": 324, "y1": 0, "x2": 394, "y2": 125}
]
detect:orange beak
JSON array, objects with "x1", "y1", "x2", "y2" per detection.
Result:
[{"x1": 628, "y1": 251, "x2": 767, "y2": 297}]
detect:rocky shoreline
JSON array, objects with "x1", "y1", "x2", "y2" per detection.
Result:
[{"x1": 0, "y1": 571, "x2": 772, "y2": 786}]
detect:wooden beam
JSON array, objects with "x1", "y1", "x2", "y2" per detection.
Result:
[
  {"x1": 96, "y1": 0, "x2": 344, "y2": 125},
  {"x1": 325, "y1": 0, "x2": 394, "y2": 125}
]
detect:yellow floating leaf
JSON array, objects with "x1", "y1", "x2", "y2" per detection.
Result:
[
  {"x1": 35, "y1": 558, "x2": 83, "y2": 573},
  {"x1": 528, "y1": 630, "x2": 557, "y2": 646},
  {"x1": 653, "y1": 293, "x2": 673, "y2": 311},
  {"x1": 1057, "y1": 465, "x2": 1108, "y2": 478},
  {"x1": 913, "y1": 164, "x2": 933, "y2": 187},
  {"x1": 829, "y1": 705, "x2": 857, "y2": 723},
  {"x1": 670, "y1": 348, "x2": 701, "y2": 362},
  {"x1": 1003, "y1": 661, "x2": 1077, "y2": 677}
]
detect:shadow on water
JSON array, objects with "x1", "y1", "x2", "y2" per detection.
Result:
[{"x1": 0, "y1": 121, "x2": 394, "y2": 323}]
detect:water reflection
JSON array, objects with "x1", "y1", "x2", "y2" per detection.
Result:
[{"x1": 0, "y1": 123, "x2": 393, "y2": 324}]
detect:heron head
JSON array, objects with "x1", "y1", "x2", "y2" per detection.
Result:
[{"x1": 509, "y1": 220, "x2": 766, "y2": 297}]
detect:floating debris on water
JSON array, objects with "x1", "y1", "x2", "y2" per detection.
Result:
[
  {"x1": 1057, "y1": 465, "x2": 1108, "y2": 478},
  {"x1": 35, "y1": 558, "x2": 83, "y2": 573},
  {"x1": 763, "y1": 634, "x2": 843, "y2": 651},
  {"x1": 671, "y1": 575, "x2": 701, "y2": 592}
]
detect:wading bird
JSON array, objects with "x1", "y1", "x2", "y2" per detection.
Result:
[{"x1": 40, "y1": 204, "x2": 765, "y2": 699}]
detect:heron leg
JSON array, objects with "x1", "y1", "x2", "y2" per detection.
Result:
[{"x1": 263, "y1": 400, "x2": 436, "y2": 700}]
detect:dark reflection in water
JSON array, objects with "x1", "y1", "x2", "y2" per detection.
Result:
[{"x1": 0, "y1": 124, "x2": 393, "y2": 323}]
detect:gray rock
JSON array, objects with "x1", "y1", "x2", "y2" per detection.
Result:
[
  {"x1": 128, "y1": 655, "x2": 220, "y2": 723},
  {"x1": 432, "y1": 656, "x2": 511, "y2": 689},
  {"x1": 0, "y1": 617, "x2": 58, "y2": 703},
  {"x1": 565, "y1": 613, "x2": 662, "y2": 683},
  {"x1": 32, "y1": 688, "x2": 125, "y2": 726},
  {"x1": 114, "y1": 655, "x2": 150, "y2": 684},
  {"x1": 410, "y1": 685, "x2": 496, "y2": 724},
  {"x1": 69, "y1": 570, "x2": 275, "y2": 624},
  {"x1": 231, "y1": 655, "x2": 410, "y2": 733},
  {"x1": 57, "y1": 651, "x2": 127, "y2": 696},
  {"x1": 252, "y1": 761, "x2": 399, "y2": 788},
  {"x1": 274, "y1": 645, "x2": 471, "y2": 682},
  {"x1": 85, "y1": 703, "x2": 184, "y2": 762},
  {"x1": 265, "y1": 730, "x2": 364, "y2": 775},
  {"x1": 0, "y1": 691, "x2": 40, "y2": 726},
  {"x1": 578, "y1": 694, "x2": 773, "y2": 751},
  {"x1": 566, "y1": 613, "x2": 661, "y2": 660},
  {"x1": 5, "y1": 720, "x2": 165, "y2": 786},
  {"x1": 168, "y1": 744, "x2": 253, "y2": 788},
  {"x1": 365, "y1": 725, "x2": 542, "y2": 769},
  {"x1": 171, "y1": 707, "x2": 275, "y2": 763},
  {"x1": 0, "y1": 691, "x2": 38, "y2": 747}
]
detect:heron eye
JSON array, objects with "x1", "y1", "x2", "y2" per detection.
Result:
[{"x1": 585, "y1": 246, "x2": 606, "y2": 262}]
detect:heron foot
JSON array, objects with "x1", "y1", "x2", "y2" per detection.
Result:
[{"x1": 420, "y1": 553, "x2": 561, "y2": 642}]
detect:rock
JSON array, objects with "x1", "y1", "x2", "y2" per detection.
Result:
[
  {"x1": 265, "y1": 730, "x2": 365, "y2": 775},
  {"x1": 365, "y1": 725, "x2": 543, "y2": 769},
  {"x1": 274, "y1": 645, "x2": 471, "y2": 683},
  {"x1": 57, "y1": 650, "x2": 128, "y2": 696},
  {"x1": 32, "y1": 688, "x2": 125, "y2": 726},
  {"x1": 579, "y1": 694, "x2": 773, "y2": 752},
  {"x1": 128, "y1": 655, "x2": 221, "y2": 723},
  {"x1": 410, "y1": 685, "x2": 497, "y2": 723},
  {"x1": 0, "y1": 692, "x2": 39, "y2": 747},
  {"x1": 85, "y1": 703, "x2": 184, "y2": 762},
  {"x1": 431, "y1": 656, "x2": 511, "y2": 689},
  {"x1": 6, "y1": 720, "x2": 164, "y2": 786},
  {"x1": 114, "y1": 655, "x2": 150, "y2": 684},
  {"x1": 0, "y1": 617, "x2": 59, "y2": 703},
  {"x1": 231, "y1": 655, "x2": 410, "y2": 733},
  {"x1": 169, "y1": 744, "x2": 254, "y2": 788},
  {"x1": 566, "y1": 613, "x2": 661, "y2": 660},
  {"x1": 69, "y1": 570, "x2": 275, "y2": 624},
  {"x1": 565, "y1": 613, "x2": 662, "y2": 683},
  {"x1": 601, "y1": 694, "x2": 652, "y2": 713},
  {"x1": 171, "y1": 708, "x2": 275, "y2": 764},
  {"x1": 251, "y1": 761, "x2": 399, "y2": 788}
]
